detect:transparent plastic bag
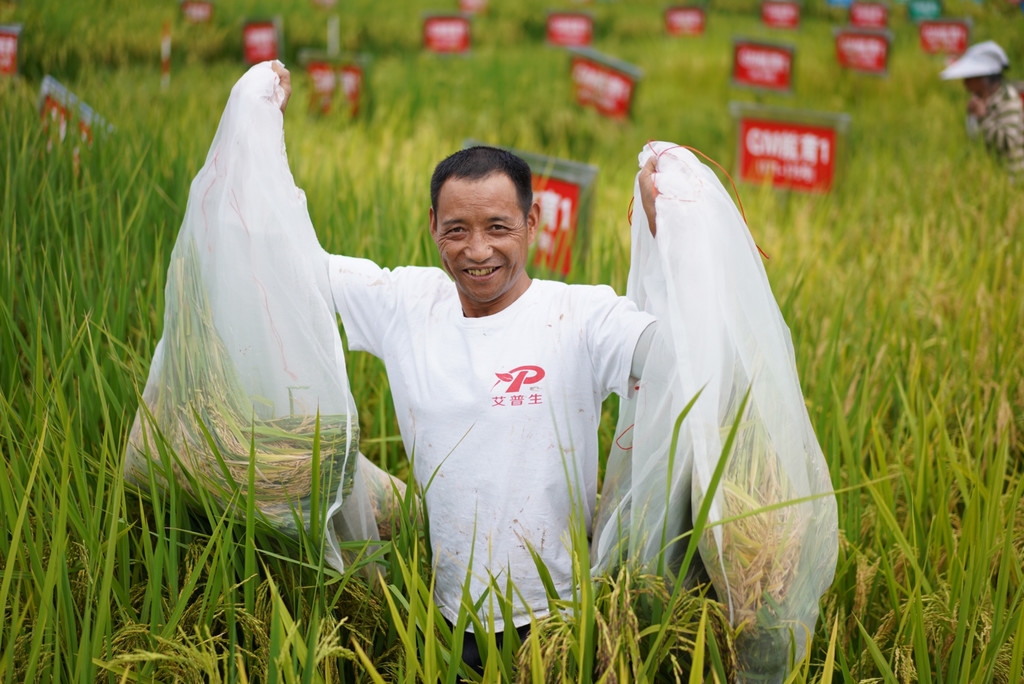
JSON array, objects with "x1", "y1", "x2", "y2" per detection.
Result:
[
  {"x1": 593, "y1": 142, "x2": 838, "y2": 680},
  {"x1": 125, "y1": 61, "x2": 377, "y2": 571}
]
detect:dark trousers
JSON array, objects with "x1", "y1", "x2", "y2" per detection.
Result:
[{"x1": 456, "y1": 623, "x2": 531, "y2": 673}]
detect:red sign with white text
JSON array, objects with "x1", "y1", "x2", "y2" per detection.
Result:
[
  {"x1": 423, "y1": 15, "x2": 471, "y2": 53},
  {"x1": 532, "y1": 176, "x2": 582, "y2": 276},
  {"x1": 0, "y1": 25, "x2": 20, "y2": 75},
  {"x1": 571, "y1": 54, "x2": 638, "y2": 119},
  {"x1": 307, "y1": 61, "x2": 336, "y2": 114},
  {"x1": 835, "y1": 29, "x2": 890, "y2": 74},
  {"x1": 181, "y1": 1, "x2": 213, "y2": 24},
  {"x1": 732, "y1": 41, "x2": 794, "y2": 93},
  {"x1": 849, "y1": 2, "x2": 888, "y2": 28},
  {"x1": 459, "y1": 0, "x2": 488, "y2": 13},
  {"x1": 762, "y1": 1, "x2": 801, "y2": 29},
  {"x1": 243, "y1": 21, "x2": 278, "y2": 64},
  {"x1": 547, "y1": 13, "x2": 594, "y2": 47},
  {"x1": 738, "y1": 118, "x2": 837, "y2": 192},
  {"x1": 918, "y1": 20, "x2": 970, "y2": 56},
  {"x1": 339, "y1": 64, "x2": 363, "y2": 117},
  {"x1": 665, "y1": 6, "x2": 706, "y2": 36}
]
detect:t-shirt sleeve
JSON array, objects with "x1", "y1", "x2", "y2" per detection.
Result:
[
  {"x1": 584, "y1": 285, "x2": 657, "y2": 398},
  {"x1": 326, "y1": 254, "x2": 399, "y2": 356}
]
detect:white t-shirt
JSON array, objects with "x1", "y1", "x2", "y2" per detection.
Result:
[{"x1": 328, "y1": 255, "x2": 654, "y2": 630}]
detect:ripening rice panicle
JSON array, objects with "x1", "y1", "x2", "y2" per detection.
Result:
[
  {"x1": 699, "y1": 397, "x2": 810, "y2": 674},
  {"x1": 125, "y1": 236, "x2": 357, "y2": 538}
]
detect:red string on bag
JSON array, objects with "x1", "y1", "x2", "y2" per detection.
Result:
[{"x1": 635, "y1": 141, "x2": 770, "y2": 261}]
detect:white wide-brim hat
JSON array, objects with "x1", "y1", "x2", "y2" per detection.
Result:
[{"x1": 940, "y1": 40, "x2": 1009, "y2": 80}]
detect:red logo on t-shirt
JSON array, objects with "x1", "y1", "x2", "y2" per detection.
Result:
[{"x1": 494, "y1": 366, "x2": 545, "y2": 393}]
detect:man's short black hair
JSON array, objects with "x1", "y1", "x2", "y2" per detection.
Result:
[{"x1": 430, "y1": 146, "x2": 534, "y2": 218}]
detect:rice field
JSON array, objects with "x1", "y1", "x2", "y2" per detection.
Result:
[{"x1": 2, "y1": 0, "x2": 1023, "y2": 681}]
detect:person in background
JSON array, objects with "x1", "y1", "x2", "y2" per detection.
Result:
[{"x1": 940, "y1": 40, "x2": 1024, "y2": 180}]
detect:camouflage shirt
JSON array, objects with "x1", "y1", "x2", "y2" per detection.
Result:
[{"x1": 975, "y1": 83, "x2": 1024, "y2": 179}]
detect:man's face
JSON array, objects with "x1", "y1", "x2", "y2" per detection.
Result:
[
  {"x1": 963, "y1": 76, "x2": 990, "y2": 99},
  {"x1": 430, "y1": 173, "x2": 539, "y2": 318}
]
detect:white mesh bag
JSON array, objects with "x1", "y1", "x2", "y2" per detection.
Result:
[
  {"x1": 125, "y1": 61, "x2": 377, "y2": 571},
  {"x1": 593, "y1": 142, "x2": 838, "y2": 680}
]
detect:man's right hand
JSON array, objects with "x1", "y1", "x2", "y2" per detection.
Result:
[{"x1": 271, "y1": 61, "x2": 292, "y2": 114}]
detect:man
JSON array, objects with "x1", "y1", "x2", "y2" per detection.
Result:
[
  {"x1": 271, "y1": 65, "x2": 661, "y2": 668},
  {"x1": 940, "y1": 40, "x2": 1024, "y2": 180}
]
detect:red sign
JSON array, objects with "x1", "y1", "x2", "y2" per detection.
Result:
[
  {"x1": 835, "y1": 29, "x2": 890, "y2": 74},
  {"x1": 307, "y1": 61, "x2": 336, "y2": 114},
  {"x1": 339, "y1": 64, "x2": 363, "y2": 117},
  {"x1": 762, "y1": 1, "x2": 801, "y2": 29},
  {"x1": 181, "y1": 1, "x2": 213, "y2": 24},
  {"x1": 0, "y1": 25, "x2": 20, "y2": 76},
  {"x1": 38, "y1": 76, "x2": 109, "y2": 149},
  {"x1": 849, "y1": 2, "x2": 888, "y2": 28},
  {"x1": 305, "y1": 61, "x2": 363, "y2": 116},
  {"x1": 918, "y1": 20, "x2": 970, "y2": 56},
  {"x1": 570, "y1": 53, "x2": 639, "y2": 119},
  {"x1": 547, "y1": 13, "x2": 593, "y2": 47},
  {"x1": 423, "y1": 15, "x2": 471, "y2": 53},
  {"x1": 532, "y1": 176, "x2": 582, "y2": 276},
  {"x1": 732, "y1": 41, "x2": 794, "y2": 93},
  {"x1": 665, "y1": 6, "x2": 706, "y2": 36},
  {"x1": 459, "y1": 0, "x2": 488, "y2": 12},
  {"x1": 243, "y1": 21, "x2": 278, "y2": 64},
  {"x1": 738, "y1": 118, "x2": 837, "y2": 192}
]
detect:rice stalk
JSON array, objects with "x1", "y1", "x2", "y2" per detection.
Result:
[{"x1": 517, "y1": 565, "x2": 732, "y2": 683}]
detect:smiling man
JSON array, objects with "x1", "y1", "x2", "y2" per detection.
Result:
[
  {"x1": 323, "y1": 144, "x2": 658, "y2": 668},
  {"x1": 265, "y1": 60, "x2": 660, "y2": 672}
]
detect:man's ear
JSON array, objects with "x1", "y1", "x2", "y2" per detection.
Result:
[
  {"x1": 429, "y1": 206, "x2": 437, "y2": 239},
  {"x1": 526, "y1": 200, "x2": 540, "y2": 244}
]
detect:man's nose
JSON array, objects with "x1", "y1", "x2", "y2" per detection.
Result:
[{"x1": 465, "y1": 230, "x2": 492, "y2": 260}]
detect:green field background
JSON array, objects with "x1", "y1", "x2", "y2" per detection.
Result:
[{"x1": 2, "y1": 0, "x2": 1023, "y2": 680}]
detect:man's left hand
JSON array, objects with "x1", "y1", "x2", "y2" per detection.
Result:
[
  {"x1": 272, "y1": 61, "x2": 292, "y2": 114},
  {"x1": 639, "y1": 156, "x2": 658, "y2": 238}
]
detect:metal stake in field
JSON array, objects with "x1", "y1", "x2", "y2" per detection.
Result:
[{"x1": 161, "y1": 21, "x2": 171, "y2": 91}]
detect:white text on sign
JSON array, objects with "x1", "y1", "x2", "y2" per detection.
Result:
[
  {"x1": 746, "y1": 128, "x2": 831, "y2": 164},
  {"x1": 841, "y1": 36, "x2": 885, "y2": 61},
  {"x1": 549, "y1": 15, "x2": 592, "y2": 46},
  {"x1": 535, "y1": 189, "x2": 573, "y2": 252},
  {"x1": 248, "y1": 28, "x2": 276, "y2": 52},
  {"x1": 919, "y1": 22, "x2": 968, "y2": 54},
  {"x1": 739, "y1": 117, "x2": 838, "y2": 192},
  {"x1": 425, "y1": 18, "x2": 470, "y2": 52},
  {"x1": 572, "y1": 59, "x2": 633, "y2": 117}
]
